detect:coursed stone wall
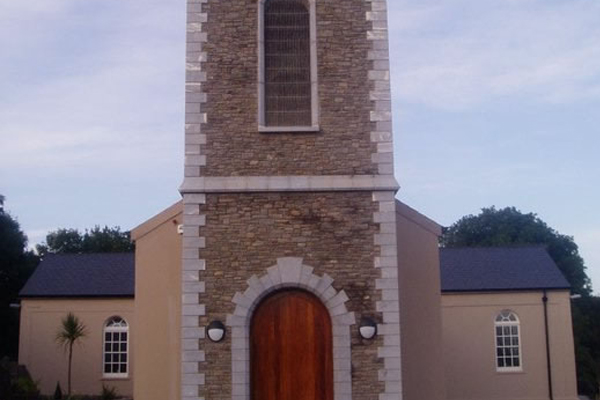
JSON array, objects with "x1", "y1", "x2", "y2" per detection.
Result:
[
  {"x1": 181, "y1": 0, "x2": 401, "y2": 398},
  {"x1": 198, "y1": 192, "x2": 385, "y2": 400},
  {"x1": 195, "y1": 0, "x2": 378, "y2": 177}
]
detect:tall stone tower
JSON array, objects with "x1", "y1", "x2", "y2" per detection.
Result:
[{"x1": 179, "y1": 0, "x2": 400, "y2": 399}]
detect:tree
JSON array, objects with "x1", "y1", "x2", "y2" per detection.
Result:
[
  {"x1": 441, "y1": 206, "x2": 598, "y2": 398},
  {"x1": 0, "y1": 195, "x2": 39, "y2": 360},
  {"x1": 441, "y1": 206, "x2": 591, "y2": 295},
  {"x1": 36, "y1": 226, "x2": 134, "y2": 256},
  {"x1": 55, "y1": 312, "x2": 87, "y2": 396},
  {"x1": 572, "y1": 296, "x2": 600, "y2": 399}
]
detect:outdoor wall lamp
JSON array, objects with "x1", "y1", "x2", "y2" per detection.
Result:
[
  {"x1": 359, "y1": 317, "x2": 377, "y2": 340},
  {"x1": 206, "y1": 320, "x2": 226, "y2": 342}
]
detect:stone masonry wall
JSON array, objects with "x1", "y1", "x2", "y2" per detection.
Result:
[
  {"x1": 198, "y1": 0, "x2": 378, "y2": 177},
  {"x1": 198, "y1": 191, "x2": 384, "y2": 400}
]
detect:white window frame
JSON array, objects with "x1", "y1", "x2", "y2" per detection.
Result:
[
  {"x1": 102, "y1": 316, "x2": 129, "y2": 379},
  {"x1": 494, "y1": 310, "x2": 523, "y2": 373},
  {"x1": 257, "y1": 0, "x2": 319, "y2": 132}
]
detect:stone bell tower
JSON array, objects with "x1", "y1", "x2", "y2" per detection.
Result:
[{"x1": 179, "y1": 0, "x2": 401, "y2": 399}]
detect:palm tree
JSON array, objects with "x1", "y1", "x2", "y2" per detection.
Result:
[{"x1": 55, "y1": 312, "x2": 87, "y2": 396}]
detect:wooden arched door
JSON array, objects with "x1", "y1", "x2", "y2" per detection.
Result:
[{"x1": 250, "y1": 290, "x2": 333, "y2": 400}]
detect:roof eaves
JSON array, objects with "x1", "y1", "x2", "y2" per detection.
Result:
[
  {"x1": 441, "y1": 286, "x2": 571, "y2": 294},
  {"x1": 20, "y1": 294, "x2": 135, "y2": 299}
]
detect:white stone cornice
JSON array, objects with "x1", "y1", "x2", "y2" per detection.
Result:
[{"x1": 180, "y1": 175, "x2": 400, "y2": 194}]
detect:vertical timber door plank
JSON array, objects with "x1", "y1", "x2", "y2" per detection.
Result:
[{"x1": 251, "y1": 290, "x2": 333, "y2": 400}]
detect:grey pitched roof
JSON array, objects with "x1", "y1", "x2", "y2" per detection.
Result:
[
  {"x1": 19, "y1": 253, "x2": 134, "y2": 298},
  {"x1": 440, "y1": 246, "x2": 570, "y2": 293}
]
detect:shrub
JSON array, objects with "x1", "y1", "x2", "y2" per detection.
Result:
[
  {"x1": 100, "y1": 384, "x2": 118, "y2": 400},
  {"x1": 11, "y1": 375, "x2": 40, "y2": 400},
  {"x1": 53, "y1": 381, "x2": 63, "y2": 399}
]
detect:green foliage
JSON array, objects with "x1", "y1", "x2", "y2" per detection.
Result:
[
  {"x1": 55, "y1": 313, "x2": 87, "y2": 351},
  {"x1": 572, "y1": 297, "x2": 600, "y2": 398},
  {"x1": 100, "y1": 384, "x2": 118, "y2": 400},
  {"x1": 0, "y1": 195, "x2": 39, "y2": 360},
  {"x1": 11, "y1": 376, "x2": 40, "y2": 399},
  {"x1": 36, "y1": 226, "x2": 134, "y2": 256},
  {"x1": 441, "y1": 206, "x2": 591, "y2": 295},
  {"x1": 53, "y1": 381, "x2": 63, "y2": 399},
  {"x1": 56, "y1": 313, "x2": 87, "y2": 396}
]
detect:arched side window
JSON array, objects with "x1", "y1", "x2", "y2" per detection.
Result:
[
  {"x1": 103, "y1": 316, "x2": 129, "y2": 378},
  {"x1": 258, "y1": 0, "x2": 318, "y2": 131},
  {"x1": 494, "y1": 310, "x2": 522, "y2": 371}
]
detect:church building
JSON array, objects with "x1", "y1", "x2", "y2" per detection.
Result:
[{"x1": 16, "y1": 0, "x2": 581, "y2": 400}]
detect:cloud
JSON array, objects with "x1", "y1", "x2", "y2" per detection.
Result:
[
  {"x1": 388, "y1": 0, "x2": 600, "y2": 110},
  {"x1": 0, "y1": 0, "x2": 185, "y2": 173}
]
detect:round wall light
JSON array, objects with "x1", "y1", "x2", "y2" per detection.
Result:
[
  {"x1": 359, "y1": 317, "x2": 377, "y2": 340},
  {"x1": 206, "y1": 320, "x2": 226, "y2": 342}
]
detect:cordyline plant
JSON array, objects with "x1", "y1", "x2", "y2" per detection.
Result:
[{"x1": 55, "y1": 312, "x2": 87, "y2": 396}]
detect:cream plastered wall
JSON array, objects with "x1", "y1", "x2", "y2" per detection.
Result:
[
  {"x1": 442, "y1": 290, "x2": 578, "y2": 400},
  {"x1": 395, "y1": 201, "x2": 446, "y2": 400},
  {"x1": 18, "y1": 298, "x2": 134, "y2": 396},
  {"x1": 131, "y1": 202, "x2": 182, "y2": 400}
]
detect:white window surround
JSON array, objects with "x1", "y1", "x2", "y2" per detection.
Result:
[
  {"x1": 257, "y1": 0, "x2": 320, "y2": 132},
  {"x1": 494, "y1": 310, "x2": 523, "y2": 373},
  {"x1": 103, "y1": 316, "x2": 129, "y2": 379}
]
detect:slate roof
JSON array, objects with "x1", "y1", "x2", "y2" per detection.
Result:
[
  {"x1": 19, "y1": 253, "x2": 135, "y2": 298},
  {"x1": 440, "y1": 246, "x2": 571, "y2": 293}
]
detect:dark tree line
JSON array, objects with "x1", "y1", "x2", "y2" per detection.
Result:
[
  {"x1": 0, "y1": 196, "x2": 38, "y2": 360},
  {"x1": 442, "y1": 206, "x2": 600, "y2": 398},
  {"x1": 35, "y1": 226, "x2": 134, "y2": 256}
]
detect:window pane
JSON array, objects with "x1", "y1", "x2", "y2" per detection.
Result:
[
  {"x1": 113, "y1": 343, "x2": 119, "y2": 352},
  {"x1": 105, "y1": 332, "x2": 111, "y2": 341},
  {"x1": 120, "y1": 343, "x2": 127, "y2": 352},
  {"x1": 264, "y1": 0, "x2": 312, "y2": 126},
  {"x1": 498, "y1": 359, "x2": 505, "y2": 367},
  {"x1": 511, "y1": 326, "x2": 518, "y2": 335},
  {"x1": 503, "y1": 326, "x2": 511, "y2": 335},
  {"x1": 513, "y1": 358, "x2": 520, "y2": 367},
  {"x1": 496, "y1": 327, "x2": 502, "y2": 336},
  {"x1": 506, "y1": 358, "x2": 513, "y2": 367},
  {"x1": 120, "y1": 332, "x2": 127, "y2": 341},
  {"x1": 104, "y1": 364, "x2": 111, "y2": 373}
]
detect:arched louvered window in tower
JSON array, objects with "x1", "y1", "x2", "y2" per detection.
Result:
[{"x1": 260, "y1": 0, "x2": 317, "y2": 130}]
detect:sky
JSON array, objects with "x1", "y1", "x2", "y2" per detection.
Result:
[{"x1": 0, "y1": 0, "x2": 598, "y2": 294}]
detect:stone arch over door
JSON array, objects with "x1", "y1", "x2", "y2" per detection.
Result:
[{"x1": 226, "y1": 257, "x2": 355, "y2": 400}]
